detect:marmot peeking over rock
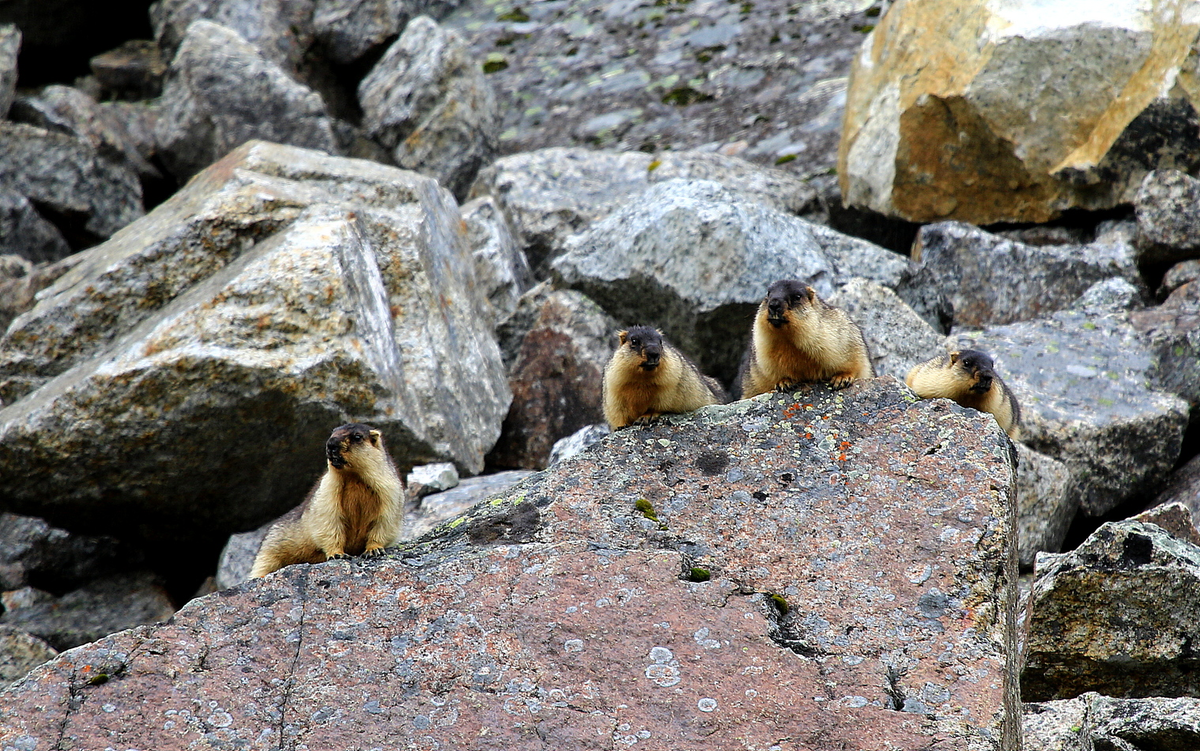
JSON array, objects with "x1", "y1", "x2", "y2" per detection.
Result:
[
  {"x1": 905, "y1": 350, "x2": 1021, "y2": 438},
  {"x1": 602, "y1": 326, "x2": 727, "y2": 430},
  {"x1": 738, "y1": 280, "x2": 874, "y2": 398},
  {"x1": 251, "y1": 423, "x2": 405, "y2": 578}
]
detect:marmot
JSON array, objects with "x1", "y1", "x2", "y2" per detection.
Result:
[
  {"x1": 737, "y1": 280, "x2": 874, "y2": 398},
  {"x1": 905, "y1": 349, "x2": 1021, "y2": 438},
  {"x1": 251, "y1": 423, "x2": 405, "y2": 578},
  {"x1": 602, "y1": 326, "x2": 727, "y2": 430}
]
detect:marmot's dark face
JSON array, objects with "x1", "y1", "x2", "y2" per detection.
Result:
[
  {"x1": 622, "y1": 326, "x2": 664, "y2": 371},
  {"x1": 954, "y1": 350, "x2": 996, "y2": 394},
  {"x1": 763, "y1": 280, "x2": 813, "y2": 328},
  {"x1": 326, "y1": 423, "x2": 380, "y2": 469}
]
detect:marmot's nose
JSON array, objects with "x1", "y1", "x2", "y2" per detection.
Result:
[
  {"x1": 768, "y1": 299, "x2": 784, "y2": 316},
  {"x1": 326, "y1": 439, "x2": 347, "y2": 467}
]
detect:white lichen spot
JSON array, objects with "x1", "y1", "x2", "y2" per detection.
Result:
[
  {"x1": 745, "y1": 689, "x2": 758, "y2": 698},
  {"x1": 102, "y1": 703, "x2": 116, "y2": 713},
  {"x1": 906, "y1": 564, "x2": 932, "y2": 584},
  {"x1": 208, "y1": 711, "x2": 233, "y2": 728},
  {"x1": 564, "y1": 639, "x2": 584, "y2": 653},
  {"x1": 840, "y1": 696, "x2": 869, "y2": 708},
  {"x1": 649, "y1": 646, "x2": 673, "y2": 663},
  {"x1": 697, "y1": 698, "x2": 718, "y2": 712}
]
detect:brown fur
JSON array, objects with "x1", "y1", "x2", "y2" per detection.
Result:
[
  {"x1": 602, "y1": 326, "x2": 726, "y2": 430},
  {"x1": 905, "y1": 349, "x2": 1021, "y2": 438},
  {"x1": 250, "y1": 423, "x2": 405, "y2": 578},
  {"x1": 738, "y1": 280, "x2": 873, "y2": 398}
]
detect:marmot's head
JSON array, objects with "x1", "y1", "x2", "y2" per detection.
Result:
[
  {"x1": 618, "y1": 326, "x2": 665, "y2": 371},
  {"x1": 326, "y1": 423, "x2": 384, "y2": 470},
  {"x1": 762, "y1": 280, "x2": 816, "y2": 328},
  {"x1": 950, "y1": 350, "x2": 997, "y2": 394}
]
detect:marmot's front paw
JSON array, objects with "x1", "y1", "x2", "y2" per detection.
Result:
[
  {"x1": 328, "y1": 552, "x2": 351, "y2": 560},
  {"x1": 774, "y1": 380, "x2": 798, "y2": 393},
  {"x1": 362, "y1": 546, "x2": 386, "y2": 558},
  {"x1": 829, "y1": 374, "x2": 855, "y2": 390}
]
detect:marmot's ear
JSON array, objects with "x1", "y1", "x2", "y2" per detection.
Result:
[
  {"x1": 948, "y1": 351, "x2": 961, "y2": 364},
  {"x1": 805, "y1": 286, "x2": 816, "y2": 302},
  {"x1": 369, "y1": 429, "x2": 381, "y2": 445},
  {"x1": 617, "y1": 330, "x2": 628, "y2": 345}
]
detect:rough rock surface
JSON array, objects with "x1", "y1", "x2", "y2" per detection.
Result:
[
  {"x1": 469, "y1": 146, "x2": 820, "y2": 270},
  {"x1": 1128, "y1": 280, "x2": 1200, "y2": 408},
  {"x1": 0, "y1": 122, "x2": 144, "y2": 247},
  {"x1": 548, "y1": 422, "x2": 610, "y2": 465},
  {"x1": 215, "y1": 522, "x2": 271, "y2": 590},
  {"x1": 0, "y1": 379, "x2": 1020, "y2": 750},
  {"x1": 155, "y1": 20, "x2": 337, "y2": 181},
  {"x1": 0, "y1": 512, "x2": 133, "y2": 593},
  {"x1": 0, "y1": 189, "x2": 72, "y2": 264},
  {"x1": 1014, "y1": 444, "x2": 1077, "y2": 570},
  {"x1": 461, "y1": 195, "x2": 531, "y2": 326},
  {"x1": 840, "y1": 0, "x2": 1200, "y2": 224},
  {"x1": 359, "y1": 16, "x2": 499, "y2": 200},
  {"x1": 1151, "y1": 453, "x2": 1200, "y2": 529},
  {"x1": 952, "y1": 309, "x2": 1189, "y2": 517},
  {"x1": 150, "y1": 0, "x2": 315, "y2": 73},
  {"x1": 0, "y1": 625, "x2": 56, "y2": 687},
  {"x1": 1133, "y1": 502, "x2": 1200, "y2": 548},
  {"x1": 830, "y1": 277, "x2": 943, "y2": 381},
  {"x1": 88, "y1": 40, "x2": 168, "y2": 100},
  {"x1": 0, "y1": 253, "x2": 83, "y2": 336},
  {"x1": 402, "y1": 468, "x2": 534, "y2": 540},
  {"x1": 552, "y1": 178, "x2": 837, "y2": 382},
  {"x1": 914, "y1": 222, "x2": 1141, "y2": 328},
  {"x1": 312, "y1": 0, "x2": 422, "y2": 65},
  {"x1": 1024, "y1": 692, "x2": 1200, "y2": 751},
  {"x1": 487, "y1": 289, "x2": 616, "y2": 470},
  {"x1": 1135, "y1": 169, "x2": 1200, "y2": 266},
  {"x1": 405, "y1": 461, "x2": 459, "y2": 503},
  {"x1": 1161, "y1": 258, "x2": 1200, "y2": 299},
  {"x1": 0, "y1": 141, "x2": 509, "y2": 542},
  {"x1": 1070, "y1": 277, "x2": 1146, "y2": 316},
  {"x1": 1024, "y1": 519, "x2": 1200, "y2": 701},
  {"x1": 444, "y1": 0, "x2": 881, "y2": 178},
  {"x1": 0, "y1": 571, "x2": 175, "y2": 651},
  {"x1": 0, "y1": 24, "x2": 18, "y2": 119}
]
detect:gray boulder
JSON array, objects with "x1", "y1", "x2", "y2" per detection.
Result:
[
  {"x1": 1150, "y1": 453, "x2": 1200, "y2": 529},
  {"x1": 313, "y1": 0, "x2": 422, "y2": 65},
  {"x1": 914, "y1": 222, "x2": 1141, "y2": 328},
  {"x1": 552, "y1": 178, "x2": 836, "y2": 382},
  {"x1": 829, "y1": 277, "x2": 943, "y2": 381},
  {"x1": 1128, "y1": 280, "x2": 1200, "y2": 408},
  {"x1": 150, "y1": 0, "x2": 315, "y2": 72},
  {"x1": 403, "y1": 468, "x2": 534, "y2": 540},
  {"x1": 461, "y1": 195, "x2": 531, "y2": 327},
  {"x1": 359, "y1": 16, "x2": 499, "y2": 200},
  {"x1": 1069, "y1": 277, "x2": 1146, "y2": 315},
  {"x1": 0, "y1": 189, "x2": 72, "y2": 264},
  {"x1": 0, "y1": 24, "x2": 18, "y2": 119},
  {"x1": 494, "y1": 280, "x2": 553, "y2": 370},
  {"x1": 952, "y1": 309, "x2": 1188, "y2": 518},
  {"x1": 1014, "y1": 444, "x2": 1078, "y2": 570},
  {"x1": 0, "y1": 252, "x2": 83, "y2": 336},
  {"x1": 1024, "y1": 693, "x2": 1200, "y2": 751},
  {"x1": 1024, "y1": 519, "x2": 1200, "y2": 701},
  {"x1": 1135, "y1": 169, "x2": 1200, "y2": 266},
  {"x1": 1160, "y1": 258, "x2": 1200, "y2": 299},
  {"x1": 0, "y1": 572, "x2": 175, "y2": 651},
  {"x1": 88, "y1": 40, "x2": 168, "y2": 100},
  {"x1": 0, "y1": 512, "x2": 133, "y2": 592},
  {"x1": 0, "y1": 625, "x2": 56, "y2": 687},
  {"x1": 548, "y1": 423, "x2": 609, "y2": 466},
  {"x1": 0, "y1": 141, "x2": 509, "y2": 542},
  {"x1": 215, "y1": 522, "x2": 270, "y2": 590},
  {"x1": 0, "y1": 122, "x2": 143, "y2": 247},
  {"x1": 155, "y1": 20, "x2": 337, "y2": 180},
  {"x1": 488, "y1": 289, "x2": 616, "y2": 470},
  {"x1": 406, "y1": 461, "x2": 459, "y2": 503}
]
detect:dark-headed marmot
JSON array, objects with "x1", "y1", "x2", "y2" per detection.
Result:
[
  {"x1": 251, "y1": 423, "x2": 405, "y2": 578},
  {"x1": 737, "y1": 280, "x2": 874, "y2": 399},
  {"x1": 905, "y1": 350, "x2": 1021, "y2": 438},
  {"x1": 602, "y1": 326, "x2": 727, "y2": 430}
]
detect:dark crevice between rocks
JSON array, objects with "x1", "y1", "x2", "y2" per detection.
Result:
[
  {"x1": 883, "y1": 663, "x2": 908, "y2": 711},
  {"x1": 760, "y1": 591, "x2": 825, "y2": 659},
  {"x1": 276, "y1": 567, "x2": 309, "y2": 751}
]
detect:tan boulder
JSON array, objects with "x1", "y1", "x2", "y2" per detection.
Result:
[{"x1": 839, "y1": 0, "x2": 1200, "y2": 224}]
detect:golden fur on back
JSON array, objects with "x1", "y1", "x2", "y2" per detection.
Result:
[
  {"x1": 602, "y1": 326, "x2": 726, "y2": 429},
  {"x1": 251, "y1": 424, "x2": 405, "y2": 578},
  {"x1": 739, "y1": 280, "x2": 873, "y2": 398},
  {"x1": 905, "y1": 350, "x2": 1021, "y2": 438}
]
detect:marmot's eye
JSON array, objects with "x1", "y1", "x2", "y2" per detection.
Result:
[
  {"x1": 630, "y1": 337, "x2": 640, "y2": 347},
  {"x1": 350, "y1": 433, "x2": 362, "y2": 442}
]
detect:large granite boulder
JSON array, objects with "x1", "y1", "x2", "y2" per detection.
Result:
[
  {"x1": 1135, "y1": 169, "x2": 1200, "y2": 267},
  {"x1": 551, "y1": 178, "x2": 838, "y2": 382},
  {"x1": 840, "y1": 0, "x2": 1200, "y2": 224},
  {"x1": 1024, "y1": 693, "x2": 1200, "y2": 751},
  {"x1": 1014, "y1": 444, "x2": 1078, "y2": 570},
  {"x1": 0, "y1": 379, "x2": 1021, "y2": 750},
  {"x1": 0, "y1": 141, "x2": 509, "y2": 543},
  {"x1": 1023, "y1": 519, "x2": 1200, "y2": 701},
  {"x1": 460, "y1": 195, "x2": 531, "y2": 327},
  {"x1": 913, "y1": 222, "x2": 1142, "y2": 328},
  {"x1": 359, "y1": 16, "x2": 499, "y2": 199},
  {"x1": 150, "y1": 0, "x2": 315, "y2": 73},
  {"x1": 1128, "y1": 280, "x2": 1200, "y2": 408},
  {"x1": 155, "y1": 20, "x2": 337, "y2": 181}
]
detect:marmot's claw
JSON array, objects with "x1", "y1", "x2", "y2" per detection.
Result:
[
  {"x1": 830, "y1": 376, "x2": 853, "y2": 390},
  {"x1": 362, "y1": 547, "x2": 386, "y2": 558},
  {"x1": 328, "y1": 552, "x2": 351, "y2": 560},
  {"x1": 775, "y1": 381, "x2": 797, "y2": 393}
]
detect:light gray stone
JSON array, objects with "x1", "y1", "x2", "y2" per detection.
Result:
[
  {"x1": 402, "y1": 469, "x2": 534, "y2": 539},
  {"x1": 0, "y1": 122, "x2": 143, "y2": 243},
  {"x1": 461, "y1": 195, "x2": 531, "y2": 327},
  {"x1": 1135, "y1": 169, "x2": 1200, "y2": 266},
  {"x1": 1128, "y1": 280, "x2": 1200, "y2": 409},
  {"x1": 952, "y1": 310, "x2": 1189, "y2": 517},
  {"x1": 155, "y1": 20, "x2": 337, "y2": 181},
  {"x1": 0, "y1": 141, "x2": 509, "y2": 542},
  {"x1": 914, "y1": 222, "x2": 1142, "y2": 328},
  {"x1": 1014, "y1": 444, "x2": 1078, "y2": 569},
  {"x1": 407, "y1": 461, "x2": 459, "y2": 502},
  {"x1": 829, "y1": 277, "x2": 943, "y2": 381},
  {"x1": 548, "y1": 423, "x2": 609, "y2": 466},
  {"x1": 359, "y1": 16, "x2": 499, "y2": 200},
  {"x1": 1069, "y1": 277, "x2": 1146, "y2": 315},
  {"x1": 552, "y1": 178, "x2": 836, "y2": 382},
  {"x1": 150, "y1": 0, "x2": 315, "y2": 72},
  {"x1": 0, "y1": 25, "x2": 19, "y2": 119},
  {"x1": 215, "y1": 522, "x2": 271, "y2": 589},
  {"x1": 1024, "y1": 520, "x2": 1200, "y2": 701},
  {"x1": 313, "y1": 0, "x2": 421, "y2": 65},
  {"x1": 1151, "y1": 453, "x2": 1200, "y2": 531},
  {"x1": 1024, "y1": 693, "x2": 1200, "y2": 751},
  {"x1": 0, "y1": 625, "x2": 56, "y2": 687}
]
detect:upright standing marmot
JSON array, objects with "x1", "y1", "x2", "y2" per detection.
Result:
[
  {"x1": 602, "y1": 325, "x2": 727, "y2": 430},
  {"x1": 738, "y1": 279, "x2": 874, "y2": 399},
  {"x1": 251, "y1": 423, "x2": 405, "y2": 578},
  {"x1": 905, "y1": 349, "x2": 1021, "y2": 438}
]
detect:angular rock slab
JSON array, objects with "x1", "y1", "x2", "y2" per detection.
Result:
[
  {"x1": 150, "y1": 0, "x2": 315, "y2": 72},
  {"x1": 0, "y1": 141, "x2": 509, "y2": 540},
  {"x1": 1024, "y1": 520, "x2": 1200, "y2": 701},
  {"x1": 952, "y1": 309, "x2": 1189, "y2": 517},
  {"x1": 552, "y1": 178, "x2": 837, "y2": 382},
  {"x1": 839, "y1": 0, "x2": 1200, "y2": 224},
  {"x1": 1024, "y1": 692, "x2": 1200, "y2": 751},
  {"x1": 1135, "y1": 169, "x2": 1200, "y2": 267},
  {"x1": 1014, "y1": 444, "x2": 1078, "y2": 570},
  {"x1": 0, "y1": 379, "x2": 1021, "y2": 750}
]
